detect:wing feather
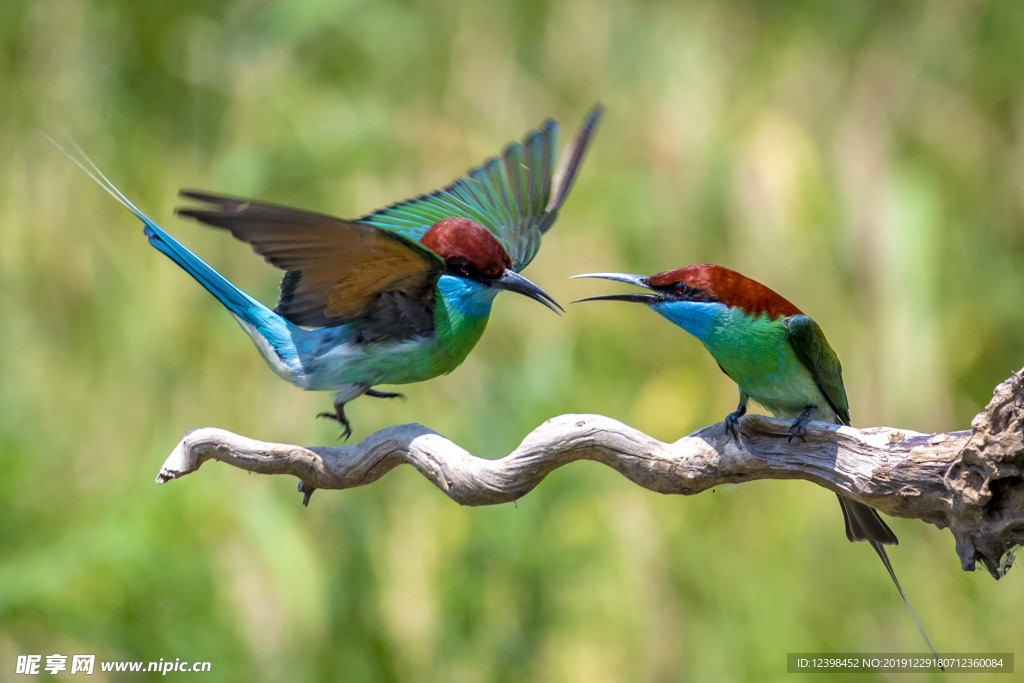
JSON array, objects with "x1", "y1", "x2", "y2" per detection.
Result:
[
  {"x1": 176, "y1": 191, "x2": 443, "y2": 333},
  {"x1": 359, "y1": 104, "x2": 602, "y2": 271},
  {"x1": 786, "y1": 314, "x2": 851, "y2": 425}
]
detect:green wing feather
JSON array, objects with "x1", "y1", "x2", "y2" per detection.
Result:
[
  {"x1": 786, "y1": 314, "x2": 851, "y2": 425},
  {"x1": 788, "y1": 318, "x2": 902, "y2": 551},
  {"x1": 359, "y1": 104, "x2": 602, "y2": 272}
]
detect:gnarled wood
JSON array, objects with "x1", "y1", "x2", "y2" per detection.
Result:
[{"x1": 158, "y1": 368, "x2": 1024, "y2": 579}]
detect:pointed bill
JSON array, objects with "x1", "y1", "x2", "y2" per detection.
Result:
[
  {"x1": 570, "y1": 272, "x2": 658, "y2": 305},
  {"x1": 572, "y1": 292, "x2": 659, "y2": 305},
  {"x1": 493, "y1": 269, "x2": 564, "y2": 314},
  {"x1": 569, "y1": 272, "x2": 650, "y2": 287}
]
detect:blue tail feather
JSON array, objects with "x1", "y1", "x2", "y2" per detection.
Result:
[
  {"x1": 45, "y1": 132, "x2": 302, "y2": 380},
  {"x1": 140, "y1": 220, "x2": 264, "y2": 321}
]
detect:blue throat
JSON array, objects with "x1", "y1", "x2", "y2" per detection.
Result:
[
  {"x1": 436, "y1": 274, "x2": 499, "y2": 319},
  {"x1": 650, "y1": 300, "x2": 725, "y2": 342}
]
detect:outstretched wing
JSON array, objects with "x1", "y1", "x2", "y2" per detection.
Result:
[
  {"x1": 786, "y1": 314, "x2": 851, "y2": 425},
  {"x1": 176, "y1": 192, "x2": 445, "y2": 333},
  {"x1": 359, "y1": 103, "x2": 603, "y2": 272}
]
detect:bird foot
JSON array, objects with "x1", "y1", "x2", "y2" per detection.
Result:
[
  {"x1": 724, "y1": 405, "x2": 747, "y2": 441},
  {"x1": 788, "y1": 406, "x2": 815, "y2": 443},
  {"x1": 316, "y1": 406, "x2": 353, "y2": 441}
]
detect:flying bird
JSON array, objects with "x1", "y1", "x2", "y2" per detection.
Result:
[
  {"x1": 51, "y1": 104, "x2": 601, "y2": 437},
  {"x1": 573, "y1": 263, "x2": 939, "y2": 662}
]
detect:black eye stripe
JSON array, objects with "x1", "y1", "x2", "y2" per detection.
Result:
[
  {"x1": 450, "y1": 260, "x2": 478, "y2": 280},
  {"x1": 654, "y1": 281, "x2": 715, "y2": 302}
]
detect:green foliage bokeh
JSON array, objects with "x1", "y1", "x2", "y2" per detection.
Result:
[{"x1": 2, "y1": 0, "x2": 1023, "y2": 680}]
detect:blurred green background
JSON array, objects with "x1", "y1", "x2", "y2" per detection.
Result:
[{"x1": 2, "y1": 0, "x2": 1023, "y2": 680}]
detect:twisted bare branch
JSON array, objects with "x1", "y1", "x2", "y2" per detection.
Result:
[{"x1": 158, "y1": 368, "x2": 1024, "y2": 578}]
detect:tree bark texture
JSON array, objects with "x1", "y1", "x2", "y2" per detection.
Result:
[{"x1": 158, "y1": 368, "x2": 1024, "y2": 579}]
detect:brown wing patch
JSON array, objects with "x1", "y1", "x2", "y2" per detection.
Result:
[
  {"x1": 177, "y1": 191, "x2": 444, "y2": 328},
  {"x1": 650, "y1": 264, "x2": 802, "y2": 320}
]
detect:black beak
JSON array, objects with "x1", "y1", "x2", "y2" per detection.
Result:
[
  {"x1": 569, "y1": 272, "x2": 659, "y2": 305},
  {"x1": 493, "y1": 269, "x2": 564, "y2": 314}
]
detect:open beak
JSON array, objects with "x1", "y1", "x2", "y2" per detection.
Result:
[
  {"x1": 569, "y1": 272, "x2": 659, "y2": 305},
  {"x1": 493, "y1": 269, "x2": 564, "y2": 314}
]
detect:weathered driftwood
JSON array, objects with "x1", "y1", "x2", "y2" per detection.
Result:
[{"x1": 158, "y1": 368, "x2": 1024, "y2": 578}]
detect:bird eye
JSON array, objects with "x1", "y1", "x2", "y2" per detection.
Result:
[
  {"x1": 459, "y1": 263, "x2": 473, "y2": 278},
  {"x1": 674, "y1": 282, "x2": 686, "y2": 294}
]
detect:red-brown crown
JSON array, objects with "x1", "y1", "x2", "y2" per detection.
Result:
[
  {"x1": 420, "y1": 217, "x2": 511, "y2": 278},
  {"x1": 649, "y1": 264, "x2": 802, "y2": 319}
]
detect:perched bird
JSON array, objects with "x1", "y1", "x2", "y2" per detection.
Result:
[
  {"x1": 573, "y1": 264, "x2": 939, "y2": 660},
  {"x1": 51, "y1": 104, "x2": 601, "y2": 437}
]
